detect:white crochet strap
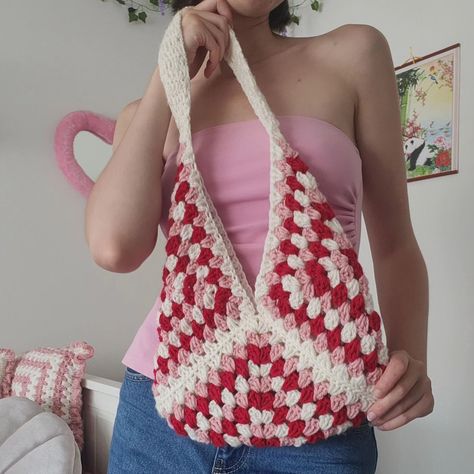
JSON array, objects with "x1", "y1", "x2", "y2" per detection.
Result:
[{"x1": 157, "y1": 8, "x2": 287, "y2": 155}]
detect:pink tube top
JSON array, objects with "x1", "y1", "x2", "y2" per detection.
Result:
[{"x1": 121, "y1": 114, "x2": 363, "y2": 379}]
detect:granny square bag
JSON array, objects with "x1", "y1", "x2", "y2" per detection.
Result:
[{"x1": 152, "y1": 8, "x2": 390, "y2": 449}]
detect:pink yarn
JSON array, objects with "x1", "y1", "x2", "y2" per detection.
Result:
[{"x1": 54, "y1": 110, "x2": 116, "y2": 198}]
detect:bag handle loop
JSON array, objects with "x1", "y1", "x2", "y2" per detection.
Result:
[{"x1": 157, "y1": 8, "x2": 291, "y2": 164}]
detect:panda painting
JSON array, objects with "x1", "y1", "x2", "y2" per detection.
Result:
[{"x1": 403, "y1": 137, "x2": 435, "y2": 171}]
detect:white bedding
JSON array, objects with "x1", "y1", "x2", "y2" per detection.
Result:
[{"x1": 0, "y1": 396, "x2": 82, "y2": 474}]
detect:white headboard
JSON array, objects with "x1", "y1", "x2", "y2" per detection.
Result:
[{"x1": 81, "y1": 373, "x2": 122, "y2": 474}]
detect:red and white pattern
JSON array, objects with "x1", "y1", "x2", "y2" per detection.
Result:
[
  {"x1": 153, "y1": 8, "x2": 390, "y2": 448},
  {"x1": 152, "y1": 141, "x2": 388, "y2": 448},
  {"x1": 9, "y1": 341, "x2": 94, "y2": 450}
]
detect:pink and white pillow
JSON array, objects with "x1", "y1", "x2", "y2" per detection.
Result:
[
  {"x1": 0, "y1": 341, "x2": 94, "y2": 451},
  {"x1": 0, "y1": 348, "x2": 16, "y2": 398}
]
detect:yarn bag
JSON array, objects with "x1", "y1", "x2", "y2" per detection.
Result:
[{"x1": 152, "y1": 7, "x2": 390, "y2": 449}]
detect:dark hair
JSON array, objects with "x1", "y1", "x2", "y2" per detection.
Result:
[{"x1": 168, "y1": 1, "x2": 291, "y2": 33}]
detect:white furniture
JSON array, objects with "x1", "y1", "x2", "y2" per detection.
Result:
[{"x1": 81, "y1": 373, "x2": 122, "y2": 474}]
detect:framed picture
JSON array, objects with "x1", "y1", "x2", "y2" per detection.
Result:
[{"x1": 395, "y1": 43, "x2": 460, "y2": 182}]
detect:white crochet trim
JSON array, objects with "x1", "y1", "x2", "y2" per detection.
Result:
[
  {"x1": 157, "y1": 8, "x2": 299, "y2": 315},
  {"x1": 157, "y1": 9, "x2": 289, "y2": 151}
]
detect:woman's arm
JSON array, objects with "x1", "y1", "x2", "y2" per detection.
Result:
[
  {"x1": 349, "y1": 24, "x2": 429, "y2": 366},
  {"x1": 346, "y1": 24, "x2": 433, "y2": 429},
  {"x1": 84, "y1": 65, "x2": 172, "y2": 273}
]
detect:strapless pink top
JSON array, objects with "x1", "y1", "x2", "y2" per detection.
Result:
[{"x1": 121, "y1": 114, "x2": 363, "y2": 379}]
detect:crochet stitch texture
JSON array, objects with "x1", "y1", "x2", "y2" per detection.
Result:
[{"x1": 152, "y1": 8, "x2": 390, "y2": 448}]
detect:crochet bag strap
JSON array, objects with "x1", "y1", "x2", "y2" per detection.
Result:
[{"x1": 157, "y1": 7, "x2": 290, "y2": 166}]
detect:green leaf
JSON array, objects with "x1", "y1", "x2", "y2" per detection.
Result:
[
  {"x1": 115, "y1": 0, "x2": 126, "y2": 4},
  {"x1": 149, "y1": 0, "x2": 159, "y2": 5},
  {"x1": 138, "y1": 11, "x2": 147, "y2": 22},
  {"x1": 128, "y1": 7, "x2": 138, "y2": 22},
  {"x1": 289, "y1": 13, "x2": 300, "y2": 25},
  {"x1": 311, "y1": 1, "x2": 320, "y2": 11}
]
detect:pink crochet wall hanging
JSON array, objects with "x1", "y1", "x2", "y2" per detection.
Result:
[{"x1": 54, "y1": 110, "x2": 116, "y2": 197}]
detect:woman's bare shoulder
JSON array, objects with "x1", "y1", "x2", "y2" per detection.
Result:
[
  {"x1": 324, "y1": 23, "x2": 388, "y2": 46},
  {"x1": 321, "y1": 23, "x2": 391, "y2": 72},
  {"x1": 303, "y1": 23, "x2": 391, "y2": 100},
  {"x1": 302, "y1": 23, "x2": 389, "y2": 63}
]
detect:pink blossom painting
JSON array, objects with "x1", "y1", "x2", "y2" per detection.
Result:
[{"x1": 396, "y1": 43, "x2": 460, "y2": 182}]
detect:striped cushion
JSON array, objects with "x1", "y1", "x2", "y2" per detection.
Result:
[{"x1": 9, "y1": 341, "x2": 94, "y2": 450}]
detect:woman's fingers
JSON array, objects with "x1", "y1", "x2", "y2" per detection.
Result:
[
  {"x1": 181, "y1": 4, "x2": 233, "y2": 78},
  {"x1": 200, "y1": 16, "x2": 230, "y2": 59},
  {"x1": 372, "y1": 350, "x2": 411, "y2": 399},
  {"x1": 365, "y1": 350, "x2": 434, "y2": 431},
  {"x1": 200, "y1": 29, "x2": 220, "y2": 78},
  {"x1": 375, "y1": 388, "x2": 434, "y2": 431},
  {"x1": 186, "y1": 8, "x2": 232, "y2": 60},
  {"x1": 193, "y1": 7, "x2": 233, "y2": 30},
  {"x1": 194, "y1": 0, "x2": 234, "y2": 28},
  {"x1": 370, "y1": 376, "x2": 426, "y2": 425},
  {"x1": 368, "y1": 357, "x2": 420, "y2": 422}
]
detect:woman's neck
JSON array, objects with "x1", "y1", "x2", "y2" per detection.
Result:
[{"x1": 218, "y1": 14, "x2": 287, "y2": 77}]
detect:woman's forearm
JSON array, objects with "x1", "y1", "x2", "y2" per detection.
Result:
[
  {"x1": 85, "y1": 65, "x2": 171, "y2": 272},
  {"x1": 372, "y1": 241, "x2": 430, "y2": 368}
]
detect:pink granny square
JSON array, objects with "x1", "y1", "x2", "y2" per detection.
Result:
[
  {"x1": 0, "y1": 348, "x2": 16, "y2": 398},
  {"x1": 10, "y1": 340, "x2": 94, "y2": 450}
]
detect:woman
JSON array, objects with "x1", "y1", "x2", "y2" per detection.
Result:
[{"x1": 85, "y1": 0, "x2": 434, "y2": 472}]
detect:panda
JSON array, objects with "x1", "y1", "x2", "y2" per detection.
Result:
[{"x1": 403, "y1": 137, "x2": 434, "y2": 171}]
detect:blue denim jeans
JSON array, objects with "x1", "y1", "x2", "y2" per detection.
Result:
[{"x1": 108, "y1": 366, "x2": 378, "y2": 474}]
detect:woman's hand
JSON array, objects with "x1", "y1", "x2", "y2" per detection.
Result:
[
  {"x1": 367, "y1": 349, "x2": 434, "y2": 430},
  {"x1": 180, "y1": 0, "x2": 234, "y2": 79}
]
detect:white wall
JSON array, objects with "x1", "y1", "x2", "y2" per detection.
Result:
[{"x1": 1, "y1": 1, "x2": 472, "y2": 472}]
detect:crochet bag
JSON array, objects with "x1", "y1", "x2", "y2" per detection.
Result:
[{"x1": 152, "y1": 8, "x2": 390, "y2": 448}]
